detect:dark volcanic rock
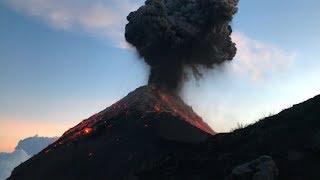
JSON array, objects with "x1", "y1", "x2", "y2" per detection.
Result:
[{"x1": 8, "y1": 88, "x2": 320, "y2": 180}]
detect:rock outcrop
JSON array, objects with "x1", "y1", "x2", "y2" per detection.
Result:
[{"x1": 226, "y1": 156, "x2": 278, "y2": 180}]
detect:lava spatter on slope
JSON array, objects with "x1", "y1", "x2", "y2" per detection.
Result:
[{"x1": 39, "y1": 85, "x2": 214, "y2": 156}]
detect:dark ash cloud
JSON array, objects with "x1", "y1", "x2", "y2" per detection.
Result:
[{"x1": 125, "y1": 0, "x2": 239, "y2": 93}]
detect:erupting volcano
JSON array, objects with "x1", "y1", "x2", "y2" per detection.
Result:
[
  {"x1": 7, "y1": 0, "x2": 320, "y2": 179},
  {"x1": 9, "y1": 0, "x2": 242, "y2": 179}
]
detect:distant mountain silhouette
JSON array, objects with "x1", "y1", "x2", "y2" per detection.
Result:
[{"x1": 9, "y1": 87, "x2": 320, "y2": 180}]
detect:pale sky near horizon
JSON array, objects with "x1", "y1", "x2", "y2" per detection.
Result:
[{"x1": 1, "y1": 0, "x2": 320, "y2": 152}]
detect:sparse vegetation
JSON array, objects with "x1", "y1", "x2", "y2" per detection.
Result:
[{"x1": 230, "y1": 122, "x2": 247, "y2": 132}]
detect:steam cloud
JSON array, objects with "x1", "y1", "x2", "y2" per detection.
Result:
[
  {"x1": 15, "y1": 135, "x2": 58, "y2": 156},
  {"x1": 0, "y1": 150, "x2": 30, "y2": 180},
  {"x1": 125, "y1": 0, "x2": 239, "y2": 92},
  {"x1": 0, "y1": 136, "x2": 57, "y2": 180}
]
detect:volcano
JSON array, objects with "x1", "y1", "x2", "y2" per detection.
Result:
[{"x1": 9, "y1": 86, "x2": 215, "y2": 180}]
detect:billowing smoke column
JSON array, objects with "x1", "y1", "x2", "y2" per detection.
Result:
[{"x1": 125, "y1": 0, "x2": 239, "y2": 93}]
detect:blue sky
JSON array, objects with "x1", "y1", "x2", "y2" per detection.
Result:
[{"x1": 1, "y1": 0, "x2": 320, "y2": 152}]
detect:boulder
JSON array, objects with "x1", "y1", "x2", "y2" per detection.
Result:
[{"x1": 226, "y1": 156, "x2": 278, "y2": 180}]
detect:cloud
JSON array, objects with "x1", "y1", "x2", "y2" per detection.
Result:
[
  {"x1": 0, "y1": 135, "x2": 57, "y2": 180},
  {"x1": 4, "y1": 0, "x2": 142, "y2": 48},
  {"x1": 2, "y1": 0, "x2": 299, "y2": 58},
  {"x1": 15, "y1": 135, "x2": 58, "y2": 156},
  {"x1": 231, "y1": 32, "x2": 297, "y2": 80},
  {"x1": 0, "y1": 150, "x2": 30, "y2": 180},
  {"x1": 183, "y1": 33, "x2": 298, "y2": 132}
]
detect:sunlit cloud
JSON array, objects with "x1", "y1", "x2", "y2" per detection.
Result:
[
  {"x1": 231, "y1": 32, "x2": 297, "y2": 81},
  {"x1": 4, "y1": 0, "x2": 142, "y2": 48}
]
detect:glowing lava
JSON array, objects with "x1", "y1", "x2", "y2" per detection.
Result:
[
  {"x1": 152, "y1": 87, "x2": 215, "y2": 135},
  {"x1": 84, "y1": 128, "x2": 92, "y2": 135},
  {"x1": 46, "y1": 85, "x2": 215, "y2": 149}
]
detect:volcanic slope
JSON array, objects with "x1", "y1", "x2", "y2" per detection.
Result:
[{"x1": 9, "y1": 86, "x2": 215, "y2": 180}]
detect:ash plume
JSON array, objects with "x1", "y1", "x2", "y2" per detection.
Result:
[{"x1": 125, "y1": 0, "x2": 239, "y2": 93}]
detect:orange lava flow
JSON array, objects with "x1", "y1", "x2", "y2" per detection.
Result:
[
  {"x1": 84, "y1": 128, "x2": 92, "y2": 134},
  {"x1": 156, "y1": 90, "x2": 215, "y2": 135}
]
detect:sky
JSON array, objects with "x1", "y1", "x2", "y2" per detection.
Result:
[{"x1": 1, "y1": 0, "x2": 320, "y2": 152}]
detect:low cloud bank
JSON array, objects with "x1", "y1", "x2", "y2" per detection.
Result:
[
  {"x1": 0, "y1": 135, "x2": 58, "y2": 180},
  {"x1": 0, "y1": 150, "x2": 30, "y2": 180},
  {"x1": 15, "y1": 135, "x2": 58, "y2": 156}
]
